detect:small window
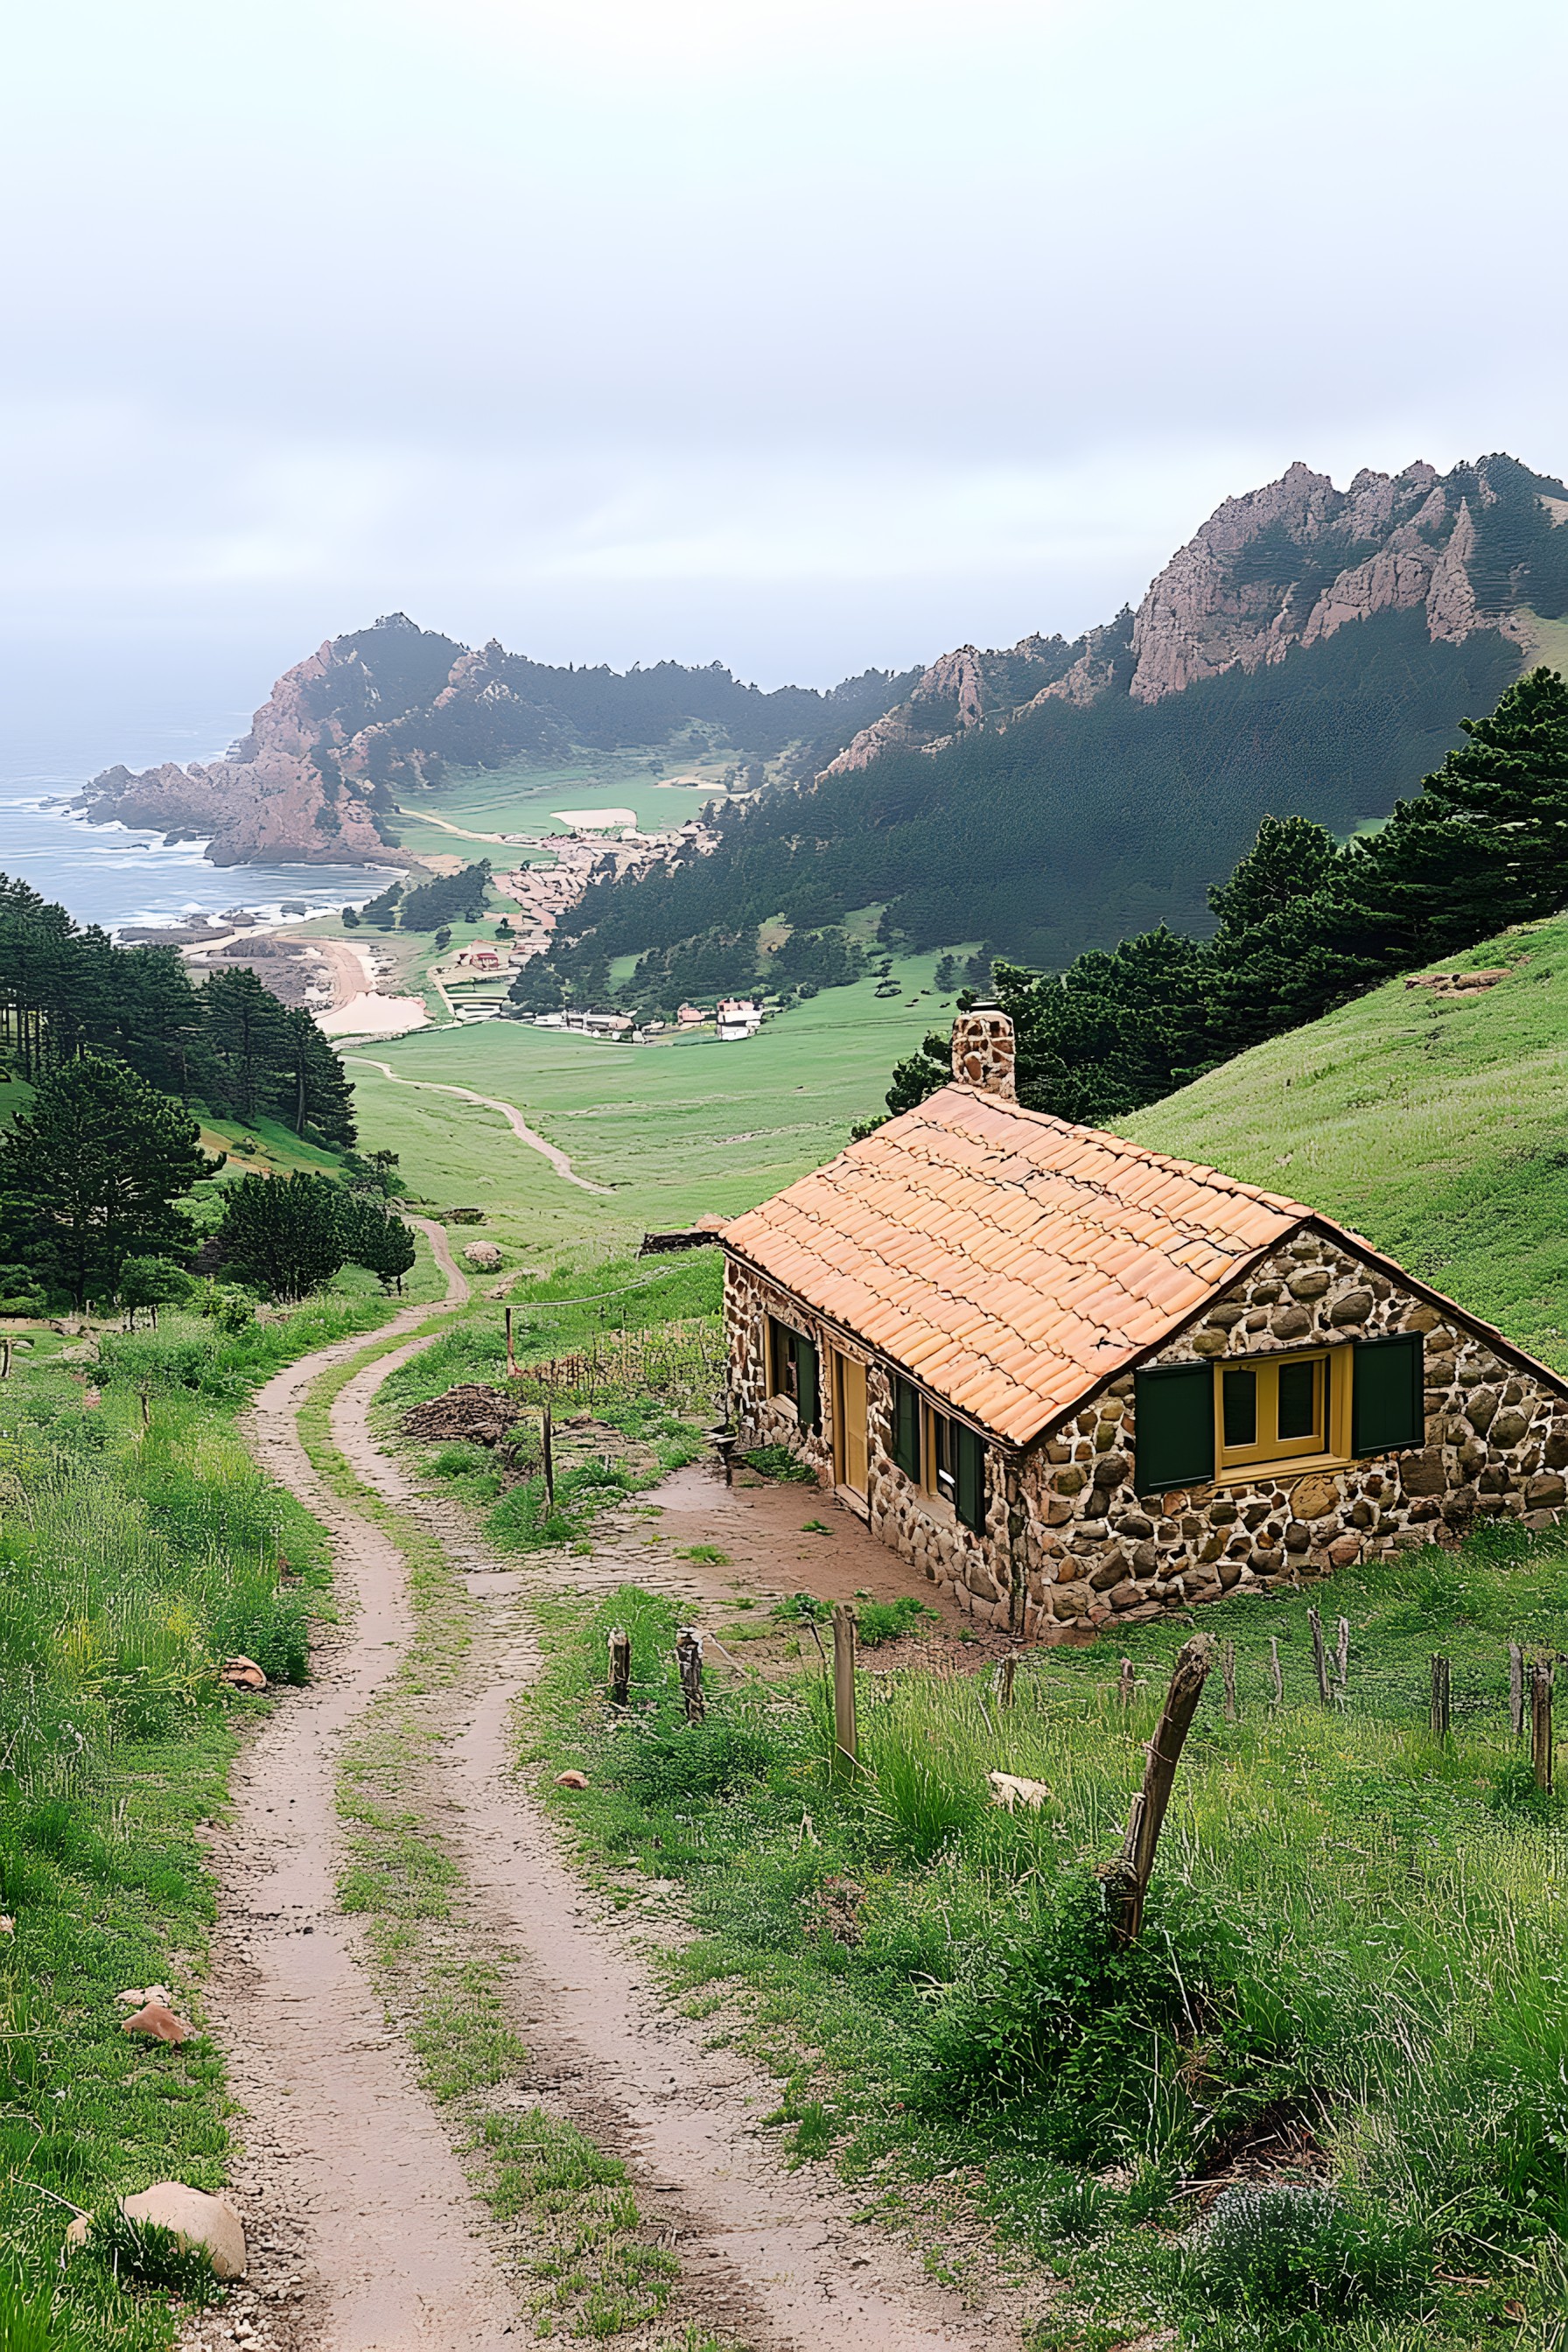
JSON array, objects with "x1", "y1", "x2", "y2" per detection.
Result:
[
  {"x1": 767, "y1": 1318, "x2": 820, "y2": 1430},
  {"x1": 892, "y1": 1377, "x2": 922, "y2": 1480},
  {"x1": 922, "y1": 1403, "x2": 985, "y2": 1532},
  {"x1": 1214, "y1": 1350, "x2": 1330, "y2": 1475}
]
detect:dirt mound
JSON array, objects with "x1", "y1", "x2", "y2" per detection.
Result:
[{"x1": 401, "y1": 1384, "x2": 521, "y2": 1446}]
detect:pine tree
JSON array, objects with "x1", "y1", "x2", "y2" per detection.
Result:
[
  {"x1": 0, "y1": 1056, "x2": 221, "y2": 1308},
  {"x1": 340, "y1": 1195, "x2": 416, "y2": 1292},
  {"x1": 1348, "y1": 665, "x2": 1568, "y2": 957},
  {"x1": 216, "y1": 1171, "x2": 348, "y2": 1301},
  {"x1": 200, "y1": 968, "x2": 291, "y2": 1121},
  {"x1": 279, "y1": 1010, "x2": 357, "y2": 1145}
]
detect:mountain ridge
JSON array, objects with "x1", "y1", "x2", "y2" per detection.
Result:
[{"x1": 820, "y1": 452, "x2": 1568, "y2": 776}]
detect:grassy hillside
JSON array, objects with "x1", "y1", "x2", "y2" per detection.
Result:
[
  {"x1": 343, "y1": 948, "x2": 956, "y2": 1259},
  {"x1": 1126, "y1": 916, "x2": 1568, "y2": 1371}
]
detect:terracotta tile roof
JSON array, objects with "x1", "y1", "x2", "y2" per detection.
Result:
[{"x1": 722, "y1": 1084, "x2": 1315, "y2": 1446}]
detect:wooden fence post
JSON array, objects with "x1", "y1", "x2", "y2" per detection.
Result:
[
  {"x1": 1336, "y1": 1618, "x2": 1350, "y2": 1695},
  {"x1": 1222, "y1": 1639, "x2": 1237, "y2": 1724},
  {"x1": 676, "y1": 1628, "x2": 705, "y2": 1725},
  {"x1": 0, "y1": 1338, "x2": 10, "y2": 1381},
  {"x1": 1430, "y1": 1654, "x2": 1452, "y2": 1742},
  {"x1": 140, "y1": 1387, "x2": 150, "y2": 1431},
  {"x1": 542, "y1": 1399, "x2": 556, "y2": 1508},
  {"x1": 830, "y1": 1602, "x2": 858, "y2": 1769},
  {"x1": 1104, "y1": 1634, "x2": 1215, "y2": 1946},
  {"x1": 607, "y1": 1628, "x2": 632, "y2": 1712},
  {"x1": 1308, "y1": 1606, "x2": 1330, "y2": 1706},
  {"x1": 506, "y1": 1305, "x2": 518, "y2": 1378},
  {"x1": 1269, "y1": 1636, "x2": 1283, "y2": 1706},
  {"x1": 1532, "y1": 1658, "x2": 1554, "y2": 1793},
  {"x1": 1117, "y1": 1656, "x2": 1135, "y2": 1710},
  {"x1": 1509, "y1": 1642, "x2": 1526, "y2": 1742},
  {"x1": 997, "y1": 1654, "x2": 1017, "y2": 1710}
]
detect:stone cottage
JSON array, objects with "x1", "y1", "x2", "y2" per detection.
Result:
[{"x1": 720, "y1": 1009, "x2": 1568, "y2": 1635}]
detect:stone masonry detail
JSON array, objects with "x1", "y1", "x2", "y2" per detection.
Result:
[{"x1": 724, "y1": 1233, "x2": 1568, "y2": 1641}]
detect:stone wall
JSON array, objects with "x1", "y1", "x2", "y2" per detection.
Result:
[
  {"x1": 1017, "y1": 1228, "x2": 1568, "y2": 1638},
  {"x1": 725, "y1": 1234, "x2": 1568, "y2": 1642}
]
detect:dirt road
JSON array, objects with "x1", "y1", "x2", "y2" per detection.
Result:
[
  {"x1": 193, "y1": 1223, "x2": 1019, "y2": 2350},
  {"x1": 346, "y1": 1058, "x2": 614, "y2": 1193}
]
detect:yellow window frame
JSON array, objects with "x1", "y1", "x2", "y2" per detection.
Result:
[{"x1": 1213, "y1": 1347, "x2": 1352, "y2": 1480}]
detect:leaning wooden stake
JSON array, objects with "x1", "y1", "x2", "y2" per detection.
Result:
[
  {"x1": 1308, "y1": 1606, "x2": 1330, "y2": 1706},
  {"x1": 607, "y1": 1628, "x2": 632, "y2": 1712},
  {"x1": 1532, "y1": 1658, "x2": 1554, "y2": 1793},
  {"x1": 0, "y1": 1338, "x2": 10, "y2": 1381},
  {"x1": 1509, "y1": 1642, "x2": 1526, "y2": 1742},
  {"x1": 1430, "y1": 1654, "x2": 1452, "y2": 1741},
  {"x1": 1222, "y1": 1640, "x2": 1237, "y2": 1724},
  {"x1": 676, "y1": 1628, "x2": 705, "y2": 1725},
  {"x1": 542, "y1": 1399, "x2": 556, "y2": 1508},
  {"x1": 1335, "y1": 1617, "x2": 1350, "y2": 1695},
  {"x1": 997, "y1": 1654, "x2": 1017, "y2": 1710},
  {"x1": 1117, "y1": 1656, "x2": 1135, "y2": 1710},
  {"x1": 505, "y1": 1305, "x2": 518, "y2": 1379},
  {"x1": 1105, "y1": 1634, "x2": 1215, "y2": 1946},
  {"x1": 1269, "y1": 1636, "x2": 1283, "y2": 1706},
  {"x1": 140, "y1": 1387, "x2": 150, "y2": 1431},
  {"x1": 830, "y1": 1602, "x2": 858, "y2": 1770}
]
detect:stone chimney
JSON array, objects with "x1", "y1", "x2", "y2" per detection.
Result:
[{"x1": 950, "y1": 1005, "x2": 1016, "y2": 1101}]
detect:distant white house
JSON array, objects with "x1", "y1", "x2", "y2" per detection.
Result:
[{"x1": 717, "y1": 997, "x2": 764, "y2": 1042}]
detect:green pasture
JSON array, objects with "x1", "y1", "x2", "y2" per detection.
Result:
[
  {"x1": 528, "y1": 1530, "x2": 1568, "y2": 2350},
  {"x1": 1128, "y1": 914, "x2": 1568, "y2": 1375},
  {"x1": 386, "y1": 750, "x2": 737, "y2": 864},
  {"x1": 342, "y1": 952, "x2": 952, "y2": 1256}
]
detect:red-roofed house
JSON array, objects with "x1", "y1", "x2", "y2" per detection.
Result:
[{"x1": 721, "y1": 1010, "x2": 1568, "y2": 1636}]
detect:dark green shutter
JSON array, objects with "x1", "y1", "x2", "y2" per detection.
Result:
[
  {"x1": 1133, "y1": 1364, "x2": 1215, "y2": 1491},
  {"x1": 797, "y1": 1337, "x2": 820, "y2": 1432},
  {"x1": 955, "y1": 1424, "x2": 985, "y2": 1533},
  {"x1": 893, "y1": 1378, "x2": 921, "y2": 1479},
  {"x1": 1352, "y1": 1334, "x2": 1424, "y2": 1453}
]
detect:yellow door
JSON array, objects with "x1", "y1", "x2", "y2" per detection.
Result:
[{"x1": 834, "y1": 1351, "x2": 868, "y2": 1499}]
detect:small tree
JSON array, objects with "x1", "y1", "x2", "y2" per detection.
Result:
[
  {"x1": 216, "y1": 1171, "x2": 348, "y2": 1301},
  {"x1": 119, "y1": 1255, "x2": 192, "y2": 1329},
  {"x1": 341, "y1": 1195, "x2": 416, "y2": 1293},
  {"x1": 0, "y1": 1056, "x2": 221, "y2": 1309}
]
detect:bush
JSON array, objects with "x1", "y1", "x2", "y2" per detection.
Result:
[
  {"x1": 615, "y1": 1713, "x2": 780, "y2": 1805},
  {"x1": 1177, "y1": 2186, "x2": 1431, "y2": 2321},
  {"x1": 857, "y1": 1595, "x2": 938, "y2": 1647},
  {"x1": 743, "y1": 1446, "x2": 818, "y2": 1483}
]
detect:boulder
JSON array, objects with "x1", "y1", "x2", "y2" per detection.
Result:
[
  {"x1": 219, "y1": 1656, "x2": 268, "y2": 1691},
  {"x1": 68, "y1": 2185, "x2": 245, "y2": 2279},
  {"x1": 554, "y1": 1769, "x2": 590, "y2": 1790},
  {"x1": 463, "y1": 1239, "x2": 503, "y2": 1270},
  {"x1": 122, "y1": 2003, "x2": 194, "y2": 2045},
  {"x1": 988, "y1": 1771, "x2": 1052, "y2": 1810}
]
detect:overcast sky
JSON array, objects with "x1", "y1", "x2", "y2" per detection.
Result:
[{"x1": 4, "y1": 0, "x2": 1567, "y2": 740}]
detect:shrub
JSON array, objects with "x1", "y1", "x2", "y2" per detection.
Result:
[
  {"x1": 743, "y1": 1446, "x2": 818, "y2": 1482},
  {"x1": 1177, "y1": 2186, "x2": 1431, "y2": 2320},
  {"x1": 856, "y1": 1595, "x2": 938, "y2": 1647}
]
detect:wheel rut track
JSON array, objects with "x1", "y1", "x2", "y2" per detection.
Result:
[{"x1": 205, "y1": 1218, "x2": 1015, "y2": 2349}]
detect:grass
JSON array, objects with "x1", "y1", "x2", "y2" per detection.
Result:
[
  {"x1": 384, "y1": 750, "x2": 738, "y2": 867},
  {"x1": 342, "y1": 945, "x2": 959, "y2": 1261},
  {"x1": 0, "y1": 1328, "x2": 338, "y2": 2349},
  {"x1": 1127, "y1": 914, "x2": 1568, "y2": 1374},
  {"x1": 373, "y1": 1259, "x2": 722, "y2": 1554},
  {"x1": 522, "y1": 1527, "x2": 1568, "y2": 2350}
]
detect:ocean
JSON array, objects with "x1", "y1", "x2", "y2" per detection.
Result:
[{"x1": 0, "y1": 679, "x2": 380, "y2": 934}]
